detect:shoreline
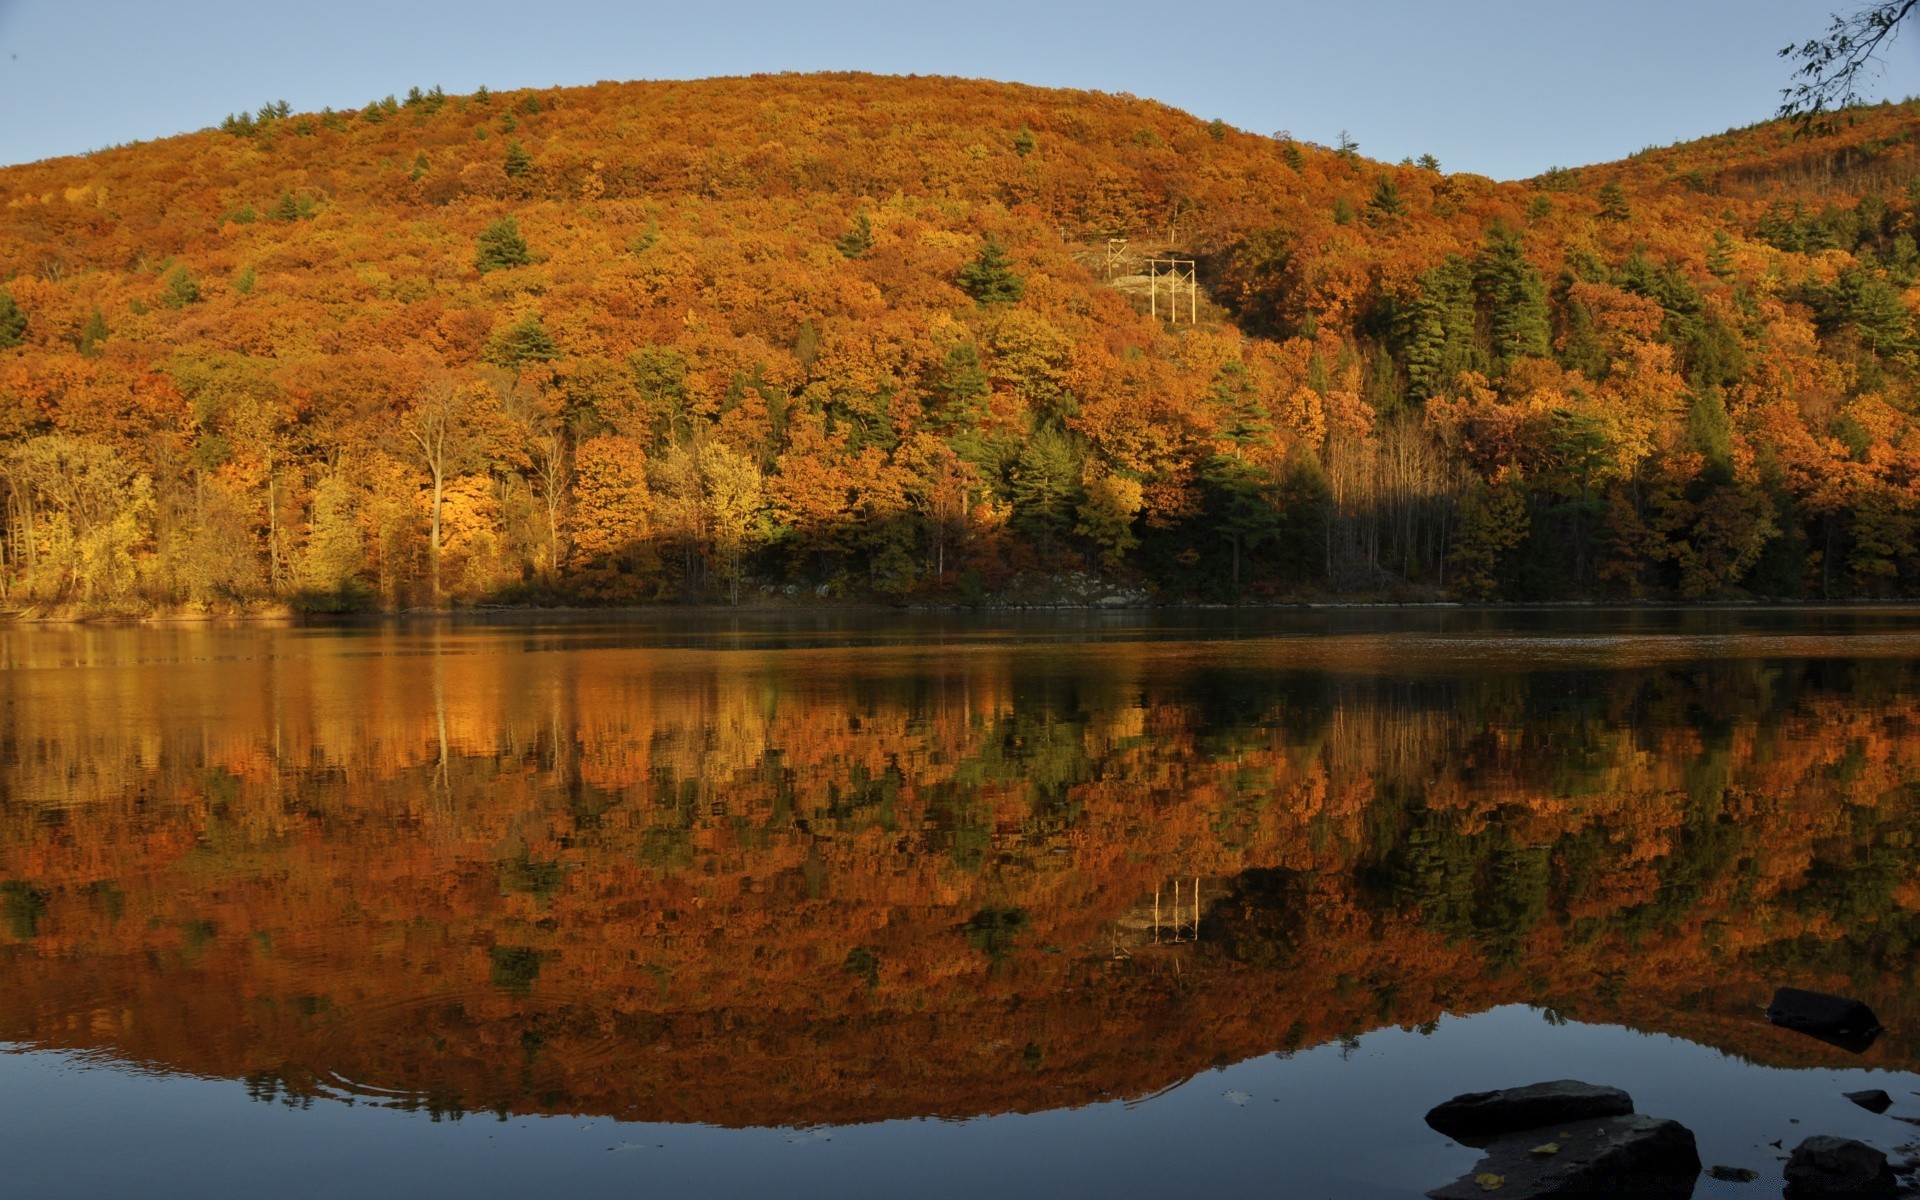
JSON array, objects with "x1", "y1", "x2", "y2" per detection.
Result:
[{"x1": 8, "y1": 595, "x2": 1920, "y2": 627}]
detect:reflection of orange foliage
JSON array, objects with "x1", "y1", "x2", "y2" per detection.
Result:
[{"x1": 1, "y1": 633, "x2": 1918, "y2": 1123}]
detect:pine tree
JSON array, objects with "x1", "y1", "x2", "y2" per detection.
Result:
[
  {"x1": 1367, "y1": 174, "x2": 1405, "y2": 220},
  {"x1": 271, "y1": 192, "x2": 301, "y2": 222},
  {"x1": 483, "y1": 312, "x2": 560, "y2": 366},
  {"x1": 958, "y1": 236, "x2": 1025, "y2": 305},
  {"x1": 1400, "y1": 256, "x2": 1479, "y2": 400},
  {"x1": 926, "y1": 343, "x2": 990, "y2": 430},
  {"x1": 1597, "y1": 181, "x2": 1630, "y2": 223},
  {"x1": 75, "y1": 309, "x2": 108, "y2": 357},
  {"x1": 1707, "y1": 230, "x2": 1736, "y2": 279},
  {"x1": 475, "y1": 217, "x2": 532, "y2": 273},
  {"x1": 503, "y1": 140, "x2": 532, "y2": 179},
  {"x1": 835, "y1": 212, "x2": 874, "y2": 259},
  {"x1": 1013, "y1": 127, "x2": 1036, "y2": 157},
  {"x1": 1008, "y1": 426, "x2": 1081, "y2": 552},
  {"x1": 161, "y1": 265, "x2": 201, "y2": 309},
  {"x1": 0, "y1": 289, "x2": 25, "y2": 349},
  {"x1": 1474, "y1": 226, "x2": 1552, "y2": 366}
]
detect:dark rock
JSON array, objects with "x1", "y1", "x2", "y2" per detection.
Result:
[
  {"x1": 1848, "y1": 1089, "x2": 1896, "y2": 1114},
  {"x1": 1424, "y1": 1080, "x2": 1635, "y2": 1143},
  {"x1": 1709, "y1": 1164, "x2": 1760, "y2": 1182},
  {"x1": 1784, "y1": 1136, "x2": 1896, "y2": 1198},
  {"x1": 1768, "y1": 987, "x2": 1884, "y2": 1053},
  {"x1": 1427, "y1": 1114, "x2": 1701, "y2": 1199}
]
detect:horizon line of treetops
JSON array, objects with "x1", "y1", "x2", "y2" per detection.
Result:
[{"x1": 3, "y1": 75, "x2": 1920, "y2": 612}]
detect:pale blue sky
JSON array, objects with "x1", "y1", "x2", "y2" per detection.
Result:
[{"x1": 0, "y1": 1, "x2": 1912, "y2": 178}]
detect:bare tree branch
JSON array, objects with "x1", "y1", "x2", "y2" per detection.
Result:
[{"x1": 1780, "y1": 0, "x2": 1920, "y2": 131}]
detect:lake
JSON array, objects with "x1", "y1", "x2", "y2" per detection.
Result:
[{"x1": 3, "y1": 608, "x2": 1919, "y2": 1198}]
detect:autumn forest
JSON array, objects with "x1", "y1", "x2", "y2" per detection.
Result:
[{"x1": 7, "y1": 74, "x2": 1920, "y2": 611}]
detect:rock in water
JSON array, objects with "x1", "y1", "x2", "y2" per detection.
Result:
[
  {"x1": 1427, "y1": 1115, "x2": 1700, "y2": 1199},
  {"x1": 1767, "y1": 988, "x2": 1883, "y2": 1052},
  {"x1": 1783, "y1": 1136, "x2": 1896, "y2": 1198},
  {"x1": 1844, "y1": 1088, "x2": 1894, "y2": 1114},
  {"x1": 1425, "y1": 1080, "x2": 1635, "y2": 1142}
]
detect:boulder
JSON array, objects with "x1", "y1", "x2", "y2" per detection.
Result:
[
  {"x1": 1708, "y1": 1164, "x2": 1759, "y2": 1182},
  {"x1": 1783, "y1": 1136, "x2": 1897, "y2": 1198},
  {"x1": 1767, "y1": 988, "x2": 1883, "y2": 1053},
  {"x1": 1425, "y1": 1080, "x2": 1634, "y2": 1142},
  {"x1": 1427, "y1": 1115, "x2": 1701, "y2": 1199},
  {"x1": 1845, "y1": 1088, "x2": 1894, "y2": 1114}
]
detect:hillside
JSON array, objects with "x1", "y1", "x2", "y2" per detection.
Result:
[{"x1": 6, "y1": 75, "x2": 1920, "y2": 611}]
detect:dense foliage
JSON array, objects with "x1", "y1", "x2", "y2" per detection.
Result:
[
  {"x1": 2, "y1": 637, "x2": 1917, "y2": 1119},
  {"x1": 8, "y1": 75, "x2": 1920, "y2": 609}
]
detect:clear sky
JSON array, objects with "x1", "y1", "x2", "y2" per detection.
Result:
[{"x1": 0, "y1": 0, "x2": 1914, "y2": 178}]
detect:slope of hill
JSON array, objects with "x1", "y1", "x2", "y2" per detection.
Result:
[{"x1": 4, "y1": 75, "x2": 1920, "y2": 612}]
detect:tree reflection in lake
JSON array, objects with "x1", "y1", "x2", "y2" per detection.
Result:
[{"x1": 1, "y1": 615, "x2": 1918, "y2": 1141}]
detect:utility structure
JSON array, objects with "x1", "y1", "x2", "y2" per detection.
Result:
[
  {"x1": 1151, "y1": 876, "x2": 1203, "y2": 943},
  {"x1": 1104, "y1": 236, "x2": 1129, "y2": 280},
  {"x1": 1148, "y1": 258, "x2": 1198, "y2": 324}
]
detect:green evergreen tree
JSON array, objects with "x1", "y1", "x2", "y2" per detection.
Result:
[
  {"x1": 1821, "y1": 263, "x2": 1912, "y2": 356},
  {"x1": 1687, "y1": 387, "x2": 1736, "y2": 484},
  {"x1": 271, "y1": 192, "x2": 302, "y2": 222},
  {"x1": 835, "y1": 212, "x2": 874, "y2": 259},
  {"x1": 503, "y1": 140, "x2": 533, "y2": 179},
  {"x1": 1474, "y1": 226, "x2": 1552, "y2": 366},
  {"x1": 410, "y1": 151, "x2": 430, "y2": 180},
  {"x1": 483, "y1": 311, "x2": 560, "y2": 366},
  {"x1": 927, "y1": 343, "x2": 990, "y2": 430},
  {"x1": 1400, "y1": 255, "x2": 1480, "y2": 400},
  {"x1": 958, "y1": 236, "x2": 1026, "y2": 305},
  {"x1": 1008, "y1": 426, "x2": 1082, "y2": 552},
  {"x1": 1367, "y1": 174, "x2": 1405, "y2": 220},
  {"x1": 1417, "y1": 153, "x2": 1441, "y2": 172},
  {"x1": 1280, "y1": 141, "x2": 1304, "y2": 171},
  {"x1": 161, "y1": 265, "x2": 201, "y2": 309},
  {"x1": 1202, "y1": 453, "x2": 1281, "y2": 591},
  {"x1": 1597, "y1": 181, "x2": 1631, "y2": 222},
  {"x1": 1013, "y1": 127, "x2": 1037, "y2": 157},
  {"x1": 475, "y1": 217, "x2": 532, "y2": 273},
  {"x1": 0, "y1": 289, "x2": 25, "y2": 349},
  {"x1": 75, "y1": 308, "x2": 108, "y2": 357},
  {"x1": 1332, "y1": 196, "x2": 1357, "y2": 225}
]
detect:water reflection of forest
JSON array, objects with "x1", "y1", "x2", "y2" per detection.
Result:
[{"x1": 2, "y1": 633, "x2": 1916, "y2": 1126}]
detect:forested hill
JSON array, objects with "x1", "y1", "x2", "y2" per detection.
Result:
[{"x1": 4, "y1": 74, "x2": 1920, "y2": 613}]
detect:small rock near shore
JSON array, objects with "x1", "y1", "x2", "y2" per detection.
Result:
[
  {"x1": 1424, "y1": 1079, "x2": 1634, "y2": 1142},
  {"x1": 1708, "y1": 1164, "x2": 1760, "y2": 1182},
  {"x1": 1427, "y1": 1114, "x2": 1700, "y2": 1200},
  {"x1": 1845, "y1": 1088, "x2": 1894, "y2": 1114},
  {"x1": 1784, "y1": 1136, "x2": 1897, "y2": 1198}
]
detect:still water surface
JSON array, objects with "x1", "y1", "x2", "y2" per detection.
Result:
[{"x1": 3, "y1": 608, "x2": 1920, "y2": 1197}]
